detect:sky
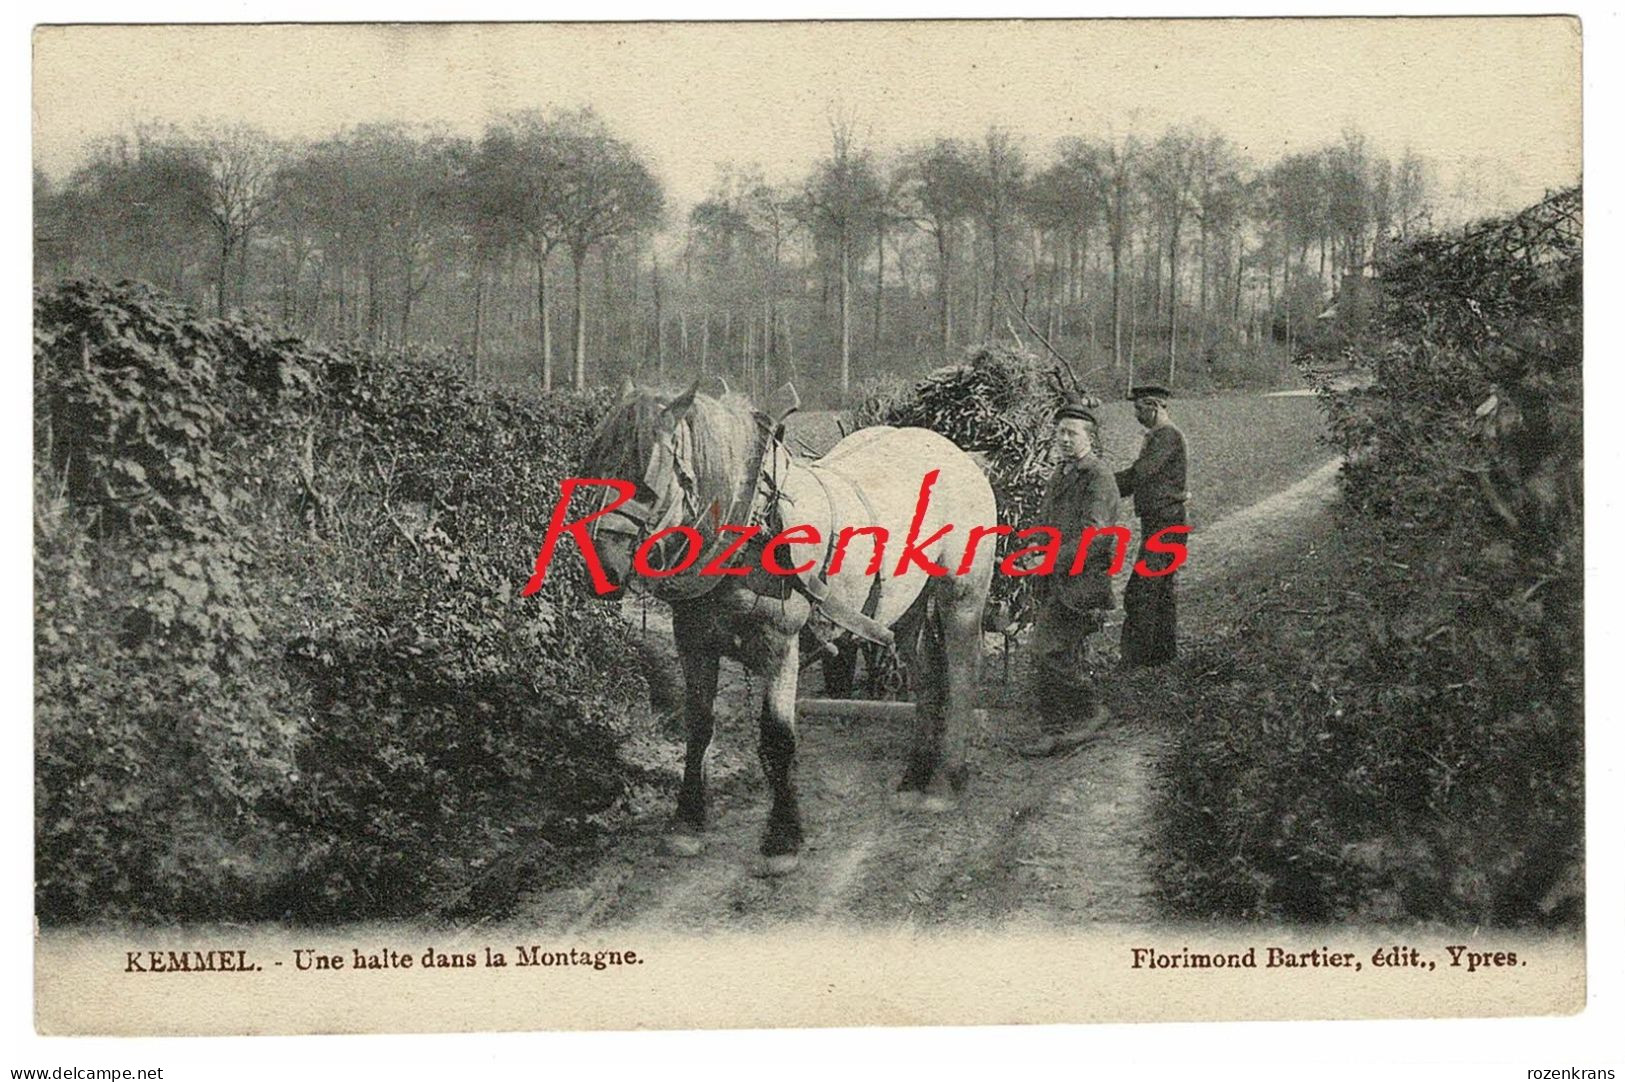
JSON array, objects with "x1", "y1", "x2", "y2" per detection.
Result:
[{"x1": 33, "y1": 19, "x2": 1581, "y2": 226}]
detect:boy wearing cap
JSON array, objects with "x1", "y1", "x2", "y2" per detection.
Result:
[
  {"x1": 1019, "y1": 400, "x2": 1121, "y2": 758},
  {"x1": 1115, "y1": 384, "x2": 1188, "y2": 668}
]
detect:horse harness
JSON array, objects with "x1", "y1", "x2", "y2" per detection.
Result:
[
  {"x1": 628, "y1": 408, "x2": 895, "y2": 649},
  {"x1": 773, "y1": 455, "x2": 895, "y2": 650}
]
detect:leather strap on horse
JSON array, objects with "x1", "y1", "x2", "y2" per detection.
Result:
[
  {"x1": 640, "y1": 411, "x2": 778, "y2": 602},
  {"x1": 845, "y1": 470, "x2": 890, "y2": 624},
  {"x1": 794, "y1": 464, "x2": 895, "y2": 649},
  {"x1": 793, "y1": 573, "x2": 894, "y2": 648},
  {"x1": 640, "y1": 408, "x2": 895, "y2": 651}
]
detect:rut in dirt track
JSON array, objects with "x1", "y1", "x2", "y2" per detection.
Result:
[{"x1": 524, "y1": 458, "x2": 1344, "y2": 932}]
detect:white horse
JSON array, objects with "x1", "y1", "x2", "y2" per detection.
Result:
[{"x1": 580, "y1": 382, "x2": 996, "y2": 873}]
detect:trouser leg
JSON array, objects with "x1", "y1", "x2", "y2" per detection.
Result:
[
  {"x1": 1029, "y1": 598, "x2": 1098, "y2": 731},
  {"x1": 1123, "y1": 517, "x2": 1179, "y2": 667}
]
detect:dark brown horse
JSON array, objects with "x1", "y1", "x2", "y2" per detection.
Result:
[{"x1": 581, "y1": 382, "x2": 996, "y2": 873}]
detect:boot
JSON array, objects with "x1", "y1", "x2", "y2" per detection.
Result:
[{"x1": 1018, "y1": 701, "x2": 1109, "y2": 758}]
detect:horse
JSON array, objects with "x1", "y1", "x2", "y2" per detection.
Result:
[{"x1": 579, "y1": 380, "x2": 997, "y2": 874}]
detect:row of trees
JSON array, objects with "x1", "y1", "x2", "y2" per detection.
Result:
[
  {"x1": 35, "y1": 111, "x2": 662, "y2": 393},
  {"x1": 35, "y1": 110, "x2": 1448, "y2": 402}
]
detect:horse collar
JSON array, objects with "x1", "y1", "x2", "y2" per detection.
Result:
[{"x1": 641, "y1": 410, "x2": 782, "y2": 603}]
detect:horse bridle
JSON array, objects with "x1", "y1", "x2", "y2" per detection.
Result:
[
  {"x1": 587, "y1": 423, "x2": 695, "y2": 565},
  {"x1": 588, "y1": 412, "x2": 776, "y2": 589},
  {"x1": 586, "y1": 404, "x2": 897, "y2": 646}
]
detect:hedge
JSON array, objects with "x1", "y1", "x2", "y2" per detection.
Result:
[
  {"x1": 35, "y1": 278, "x2": 650, "y2": 923},
  {"x1": 1156, "y1": 188, "x2": 1583, "y2": 926}
]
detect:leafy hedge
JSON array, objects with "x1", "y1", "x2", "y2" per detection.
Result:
[
  {"x1": 35, "y1": 278, "x2": 648, "y2": 923},
  {"x1": 1156, "y1": 188, "x2": 1583, "y2": 926}
]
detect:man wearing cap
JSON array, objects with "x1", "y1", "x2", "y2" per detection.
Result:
[
  {"x1": 1116, "y1": 384, "x2": 1188, "y2": 668},
  {"x1": 1019, "y1": 398, "x2": 1121, "y2": 758}
]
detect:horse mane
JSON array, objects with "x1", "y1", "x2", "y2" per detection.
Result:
[
  {"x1": 684, "y1": 391, "x2": 762, "y2": 522},
  {"x1": 584, "y1": 392, "x2": 666, "y2": 479},
  {"x1": 585, "y1": 388, "x2": 763, "y2": 524}
]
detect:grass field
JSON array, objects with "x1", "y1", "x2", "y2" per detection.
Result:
[{"x1": 786, "y1": 392, "x2": 1332, "y2": 530}]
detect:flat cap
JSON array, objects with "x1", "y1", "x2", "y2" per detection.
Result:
[
  {"x1": 1054, "y1": 390, "x2": 1102, "y2": 425},
  {"x1": 1129, "y1": 384, "x2": 1173, "y2": 401}
]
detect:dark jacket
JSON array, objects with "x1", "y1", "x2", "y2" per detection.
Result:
[
  {"x1": 1037, "y1": 455, "x2": 1120, "y2": 612},
  {"x1": 1115, "y1": 422, "x2": 1188, "y2": 524}
]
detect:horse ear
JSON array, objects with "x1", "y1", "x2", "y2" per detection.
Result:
[
  {"x1": 767, "y1": 381, "x2": 801, "y2": 423},
  {"x1": 618, "y1": 376, "x2": 636, "y2": 398},
  {"x1": 665, "y1": 378, "x2": 700, "y2": 420}
]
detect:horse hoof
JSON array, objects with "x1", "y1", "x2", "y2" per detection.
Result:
[
  {"x1": 892, "y1": 789, "x2": 925, "y2": 811},
  {"x1": 760, "y1": 853, "x2": 800, "y2": 876},
  {"x1": 665, "y1": 833, "x2": 705, "y2": 857},
  {"x1": 919, "y1": 794, "x2": 959, "y2": 814}
]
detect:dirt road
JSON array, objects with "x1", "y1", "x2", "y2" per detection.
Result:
[{"x1": 522, "y1": 457, "x2": 1344, "y2": 932}]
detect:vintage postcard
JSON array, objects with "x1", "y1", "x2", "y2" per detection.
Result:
[{"x1": 31, "y1": 18, "x2": 1583, "y2": 1036}]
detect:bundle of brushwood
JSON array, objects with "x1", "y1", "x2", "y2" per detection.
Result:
[{"x1": 852, "y1": 344, "x2": 1099, "y2": 633}]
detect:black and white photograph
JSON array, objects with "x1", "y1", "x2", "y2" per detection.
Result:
[{"x1": 23, "y1": 15, "x2": 1598, "y2": 1050}]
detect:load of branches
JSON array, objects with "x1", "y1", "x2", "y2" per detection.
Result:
[{"x1": 851, "y1": 344, "x2": 1093, "y2": 630}]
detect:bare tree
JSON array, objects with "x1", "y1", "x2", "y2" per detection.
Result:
[
  {"x1": 1267, "y1": 151, "x2": 1327, "y2": 357},
  {"x1": 802, "y1": 114, "x2": 880, "y2": 402},
  {"x1": 266, "y1": 160, "x2": 326, "y2": 326},
  {"x1": 1141, "y1": 128, "x2": 1201, "y2": 380},
  {"x1": 196, "y1": 124, "x2": 283, "y2": 317},
  {"x1": 1391, "y1": 149, "x2": 1434, "y2": 243},
  {"x1": 1027, "y1": 138, "x2": 1104, "y2": 346},
  {"x1": 446, "y1": 134, "x2": 513, "y2": 379},
  {"x1": 746, "y1": 179, "x2": 798, "y2": 378},
  {"x1": 971, "y1": 126, "x2": 1028, "y2": 336},
  {"x1": 1324, "y1": 128, "x2": 1374, "y2": 278},
  {"x1": 549, "y1": 109, "x2": 665, "y2": 390},
  {"x1": 900, "y1": 137, "x2": 977, "y2": 362},
  {"x1": 391, "y1": 133, "x2": 462, "y2": 345},
  {"x1": 690, "y1": 167, "x2": 761, "y2": 382},
  {"x1": 869, "y1": 153, "x2": 907, "y2": 361},
  {"x1": 37, "y1": 107, "x2": 1465, "y2": 401},
  {"x1": 1191, "y1": 132, "x2": 1244, "y2": 320},
  {"x1": 471, "y1": 112, "x2": 573, "y2": 389},
  {"x1": 53, "y1": 125, "x2": 212, "y2": 297},
  {"x1": 1100, "y1": 133, "x2": 1141, "y2": 375}
]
